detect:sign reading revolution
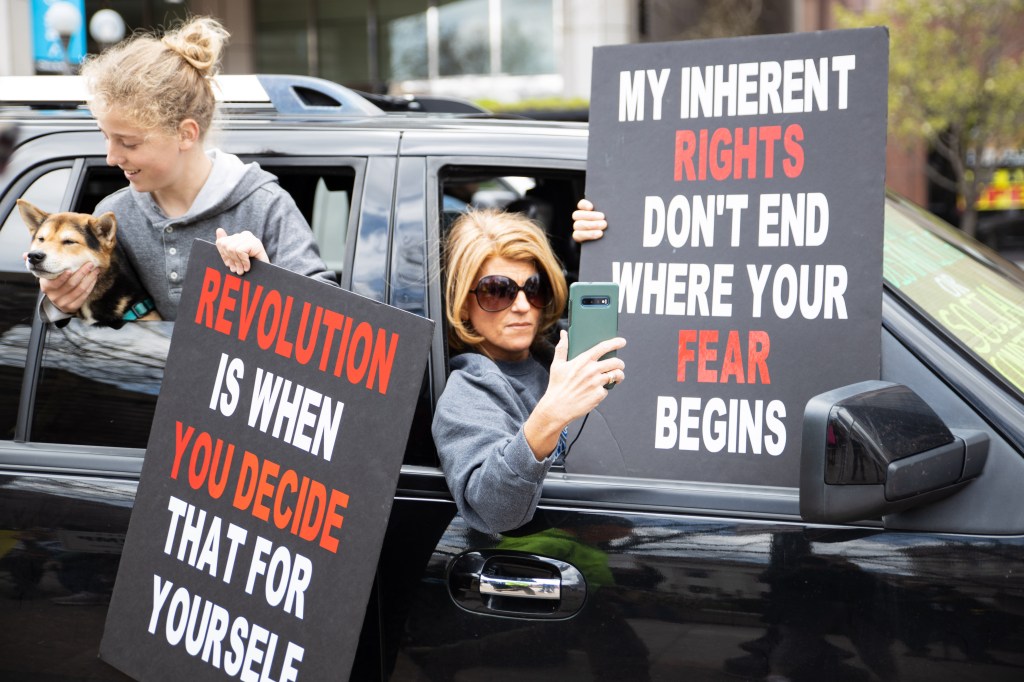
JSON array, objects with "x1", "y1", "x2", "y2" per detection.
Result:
[{"x1": 100, "y1": 241, "x2": 434, "y2": 681}]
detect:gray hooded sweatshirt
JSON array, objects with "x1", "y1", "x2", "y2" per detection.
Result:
[
  {"x1": 432, "y1": 351, "x2": 557, "y2": 535},
  {"x1": 94, "y1": 149, "x2": 335, "y2": 320}
]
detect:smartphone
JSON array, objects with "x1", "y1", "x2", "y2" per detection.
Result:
[{"x1": 568, "y1": 282, "x2": 619, "y2": 362}]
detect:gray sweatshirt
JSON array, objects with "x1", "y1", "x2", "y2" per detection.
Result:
[
  {"x1": 432, "y1": 351, "x2": 557, "y2": 534},
  {"x1": 95, "y1": 149, "x2": 335, "y2": 320}
]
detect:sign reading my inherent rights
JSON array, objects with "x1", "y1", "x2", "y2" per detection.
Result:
[{"x1": 578, "y1": 28, "x2": 889, "y2": 486}]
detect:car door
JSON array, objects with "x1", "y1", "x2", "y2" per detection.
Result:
[
  {"x1": 0, "y1": 141, "x2": 142, "y2": 681},
  {"x1": 0, "y1": 126, "x2": 403, "y2": 681},
  {"x1": 385, "y1": 149, "x2": 1024, "y2": 681}
]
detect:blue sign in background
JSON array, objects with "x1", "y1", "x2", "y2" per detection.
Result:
[{"x1": 32, "y1": 0, "x2": 87, "y2": 71}]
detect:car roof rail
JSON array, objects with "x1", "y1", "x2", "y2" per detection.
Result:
[
  {"x1": 355, "y1": 90, "x2": 488, "y2": 115},
  {"x1": 0, "y1": 74, "x2": 385, "y2": 117},
  {"x1": 253, "y1": 75, "x2": 384, "y2": 116}
]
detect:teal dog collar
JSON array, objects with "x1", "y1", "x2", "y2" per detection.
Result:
[{"x1": 122, "y1": 298, "x2": 156, "y2": 321}]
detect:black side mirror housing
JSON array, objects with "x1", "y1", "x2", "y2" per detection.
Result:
[{"x1": 800, "y1": 381, "x2": 988, "y2": 523}]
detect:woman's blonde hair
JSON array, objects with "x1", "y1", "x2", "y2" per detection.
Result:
[
  {"x1": 444, "y1": 208, "x2": 568, "y2": 352},
  {"x1": 80, "y1": 16, "x2": 229, "y2": 138}
]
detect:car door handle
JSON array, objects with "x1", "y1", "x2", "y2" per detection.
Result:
[
  {"x1": 448, "y1": 550, "x2": 586, "y2": 618},
  {"x1": 479, "y1": 574, "x2": 560, "y2": 600}
]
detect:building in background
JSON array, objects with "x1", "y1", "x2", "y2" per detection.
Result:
[
  {"x1": 246, "y1": 0, "x2": 805, "y2": 104},
  {"x1": 3, "y1": 1, "x2": 810, "y2": 101},
  {"x1": 1, "y1": 0, "x2": 925, "y2": 205}
]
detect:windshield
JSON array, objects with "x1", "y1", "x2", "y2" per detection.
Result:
[{"x1": 883, "y1": 195, "x2": 1024, "y2": 392}]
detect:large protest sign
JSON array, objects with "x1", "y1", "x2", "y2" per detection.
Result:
[
  {"x1": 579, "y1": 28, "x2": 888, "y2": 487},
  {"x1": 100, "y1": 242, "x2": 434, "y2": 681}
]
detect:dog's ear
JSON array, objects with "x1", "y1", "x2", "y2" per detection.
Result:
[
  {"x1": 16, "y1": 199, "x2": 48, "y2": 234},
  {"x1": 93, "y1": 212, "x2": 118, "y2": 246}
]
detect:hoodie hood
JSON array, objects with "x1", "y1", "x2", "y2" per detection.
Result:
[{"x1": 128, "y1": 149, "x2": 276, "y2": 226}]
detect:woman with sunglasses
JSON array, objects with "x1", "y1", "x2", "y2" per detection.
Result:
[{"x1": 433, "y1": 209, "x2": 626, "y2": 535}]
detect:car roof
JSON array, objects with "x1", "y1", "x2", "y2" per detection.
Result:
[
  {"x1": 1, "y1": 74, "x2": 385, "y2": 115},
  {"x1": 0, "y1": 74, "x2": 586, "y2": 134}
]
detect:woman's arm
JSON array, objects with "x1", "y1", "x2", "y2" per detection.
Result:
[
  {"x1": 435, "y1": 334, "x2": 626, "y2": 534},
  {"x1": 434, "y1": 366, "x2": 554, "y2": 534}
]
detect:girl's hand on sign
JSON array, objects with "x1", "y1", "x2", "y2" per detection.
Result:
[
  {"x1": 216, "y1": 228, "x2": 269, "y2": 275},
  {"x1": 572, "y1": 199, "x2": 608, "y2": 243}
]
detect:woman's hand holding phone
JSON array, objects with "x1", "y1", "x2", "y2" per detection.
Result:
[
  {"x1": 526, "y1": 331, "x2": 626, "y2": 458},
  {"x1": 544, "y1": 330, "x2": 626, "y2": 420}
]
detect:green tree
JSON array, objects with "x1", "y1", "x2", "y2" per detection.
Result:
[{"x1": 837, "y1": 0, "x2": 1024, "y2": 237}]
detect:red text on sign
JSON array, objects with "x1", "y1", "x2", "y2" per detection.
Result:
[
  {"x1": 678, "y1": 329, "x2": 771, "y2": 384},
  {"x1": 233, "y1": 450, "x2": 349, "y2": 554},
  {"x1": 674, "y1": 124, "x2": 804, "y2": 182}
]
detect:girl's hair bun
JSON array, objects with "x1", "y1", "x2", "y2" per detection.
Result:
[{"x1": 160, "y1": 16, "x2": 230, "y2": 77}]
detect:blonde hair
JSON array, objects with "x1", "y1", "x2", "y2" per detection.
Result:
[
  {"x1": 80, "y1": 16, "x2": 229, "y2": 138},
  {"x1": 444, "y1": 209, "x2": 568, "y2": 352}
]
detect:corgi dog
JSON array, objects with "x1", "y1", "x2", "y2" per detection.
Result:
[{"x1": 18, "y1": 199, "x2": 160, "y2": 327}]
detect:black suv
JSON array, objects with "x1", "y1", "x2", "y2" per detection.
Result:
[{"x1": 2, "y1": 75, "x2": 1024, "y2": 682}]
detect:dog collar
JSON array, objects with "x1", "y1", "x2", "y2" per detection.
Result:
[{"x1": 122, "y1": 298, "x2": 157, "y2": 321}]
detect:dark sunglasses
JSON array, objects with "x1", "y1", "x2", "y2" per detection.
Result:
[{"x1": 471, "y1": 273, "x2": 552, "y2": 312}]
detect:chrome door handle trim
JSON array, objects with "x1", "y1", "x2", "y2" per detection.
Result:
[
  {"x1": 479, "y1": 574, "x2": 560, "y2": 600},
  {"x1": 448, "y1": 550, "x2": 587, "y2": 618}
]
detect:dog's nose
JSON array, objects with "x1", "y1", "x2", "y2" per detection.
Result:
[{"x1": 27, "y1": 251, "x2": 46, "y2": 265}]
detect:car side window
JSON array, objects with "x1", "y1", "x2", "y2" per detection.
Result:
[
  {"x1": 264, "y1": 164, "x2": 357, "y2": 280},
  {"x1": 27, "y1": 163, "x2": 356, "y2": 450},
  {"x1": 17, "y1": 165, "x2": 160, "y2": 448},
  {"x1": 433, "y1": 165, "x2": 586, "y2": 472},
  {"x1": 31, "y1": 320, "x2": 171, "y2": 448},
  {"x1": 0, "y1": 168, "x2": 74, "y2": 440},
  {"x1": 439, "y1": 166, "x2": 584, "y2": 289}
]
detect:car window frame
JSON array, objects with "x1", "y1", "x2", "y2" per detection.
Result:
[
  {"x1": 424, "y1": 154, "x2": 588, "y2": 403},
  {"x1": 24, "y1": 159, "x2": 167, "y2": 451},
  {"x1": 0, "y1": 157, "x2": 148, "y2": 474},
  {"x1": 4, "y1": 158, "x2": 81, "y2": 442},
  {"x1": 883, "y1": 194, "x2": 1024, "y2": 401},
  {"x1": 1, "y1": 153, "x2": 376, "y2": 473}
]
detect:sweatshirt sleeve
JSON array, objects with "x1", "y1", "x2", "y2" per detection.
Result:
[
  {"x1": 260, "y1": 185, "x2": 338, "y2": 286},
  {"x1": 39, "y1": 297, "x2": 73, "y2": 324},
  {"x1": 433, "y1": 366, "x2": 554, "y2": 535}
]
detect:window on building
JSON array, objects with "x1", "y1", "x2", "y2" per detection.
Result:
[
  {"x1": 82, "y1": 1, "x2": 190, "y2": 56},
  {"x1": 438, "y1": 0, "x2": 490, "y2": 77},
  {"x1": 385, "y1": 1, "x2": 430, "y2": 81},
  {"x1": 500, "y1": 0, "x2": 556, "y2": 75},
  {"x1": 254, "y1": 0, "x2": 313, "y2": 77},
  {"x1": 385, "y1": 0, "x2": 556, "y2": 83},
  {"x1": 254, "y1": 0, "x2": 557, "y2": 89},
  {"x1": 315, "y1": 2, "x2": 370, "y2": 88}
]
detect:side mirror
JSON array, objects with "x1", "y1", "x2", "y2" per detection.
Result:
[{"x1": 800, "y1": 381, "x2": 988, "y2": 523}]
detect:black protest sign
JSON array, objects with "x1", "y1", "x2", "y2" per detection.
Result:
[
  {"x1": 100, "y1": 241, "x2": 434, "y2": 681},
  {"x1": 579, "y1": 28, "x2": 888, "y2": 487}
]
